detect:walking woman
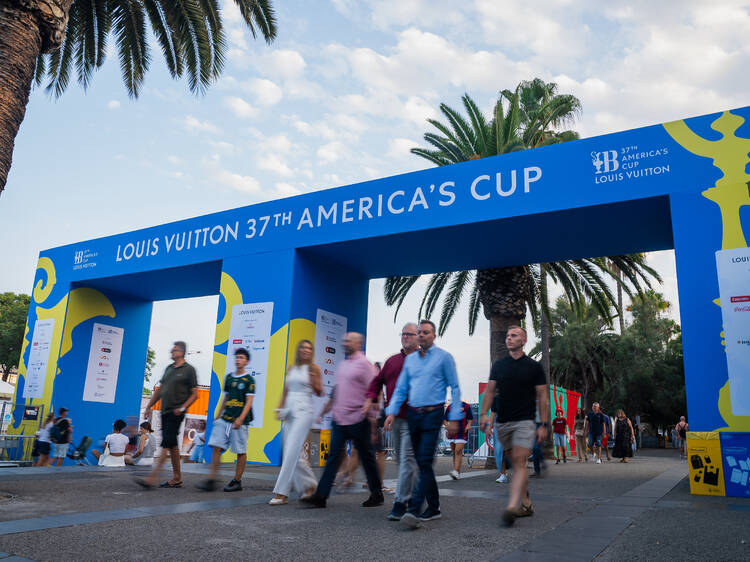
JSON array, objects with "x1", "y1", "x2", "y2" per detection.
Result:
[
  {"x1": 612, "y1": 409, "x2": 635, "y2": 463},
  {"x1": 573, "y1": 407, "x2": 587, "y2": 462},
  {"x1": 269, "y1": 339, "x2": 323, "y2": 505},
  {"x1": 34, "y1": 412, "x2": 56, "y2": 466}
]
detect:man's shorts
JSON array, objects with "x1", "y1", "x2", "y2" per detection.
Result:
[
  {"x1": 588, "y1": 434, "x2": 602, "y2": 448},
  {"x1": 553, "y1": 433, "x2": 567, "y2": 448},
  {"x1": 52, "y1": 442, "x2": 68, "y2": 458},
  {"x1": 496, "y1": 420, "x2": 536, "y2": 451},
  {"x1": 208, "y1": 418, "x2": 248, "y2": 454},
  {"x1": 161, "y1": 411, "x2": 185, "y2": 449},
  {"x1": 38, "y1": 441, "x2": 51, "y2": 456}
]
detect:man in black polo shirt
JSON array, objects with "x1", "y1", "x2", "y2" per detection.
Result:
[
  {"x1": 136, "y1": 341, "x2": 198, "y2": 489},
  {"x1": 480, "y1": 326, "x2": 549, "y2": 527}
]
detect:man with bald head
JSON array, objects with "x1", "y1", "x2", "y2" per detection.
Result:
[{"x1": 302, "y1": 332, "x2": 383, "y2": 509}]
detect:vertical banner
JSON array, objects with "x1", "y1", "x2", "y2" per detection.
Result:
[
  {"x1": 313, "y1": 309, "x2": 347, "y2": 429},
  {"x1": 716, "y1": 248, "x2": 750, "y2": 416},
  {"x1": 23, "y1": 318, "x2": 55, "y2": 399},
  {"x1": 224, "y1": 302, "x2": 273, "y2": 428},
  {"x1": 82, "y1": 323, "x2": 124, "y2": 403}
]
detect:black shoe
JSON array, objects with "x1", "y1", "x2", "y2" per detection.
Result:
[
  {"x1": 388, "y1": 501, "x2": 407, "y2": 521},
  {"x1": 196, "y1": 479, "x2": 217, "y2": 492},
  {"x1": 300, "y1": 493, "x2": 326, "y2": 508},
  {"x1": 418, "y1": 507, "x2": 442, "y2": 521},
  {"x1": 362, "y1": 491, "x2": 384, "y2": 507},
  {"x1": 502, "y1": 508, "x2": 516, "y2": 527},
  {"x1": 563, "y1": 457, "x2": 567, "y2": 463},
  {"x1": 223, "y1": 479, "x2": 242, "y2": 492},
  {"x1": 401, "y1": 512, "x2": 421, "y2": 529},
  {"x1": 555, "y1": 460, "x2": 560, "y2": 465}
]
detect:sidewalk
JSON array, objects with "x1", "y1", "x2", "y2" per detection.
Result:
[{"x1": 0, "y1": 449, "x2": 747, "y2": 561}]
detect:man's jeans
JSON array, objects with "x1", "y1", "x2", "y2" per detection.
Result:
[
  {"x1": 532, "y1": 422, "x2": 545, "y2": 474},
  {"x1": 493, "y1": 424, "x2": 505, "y2": 470},
  {"x1": 392, "y1": 416, "x2": 417, "y2": 504},
  {"x1": 316, "y1": 418, "x2": 381, "y2": 499},
  {"x1": 406, "y1": 408, "x2": 443, "y2": 514}
]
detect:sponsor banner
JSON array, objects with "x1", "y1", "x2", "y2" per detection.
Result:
[
  {"x1": 24, "y1": 318, "x2": 55, "y2": 399},
  {"x1": 687, "y1": 432, "x2": 726, "y2": 496},
  {"x1": 720, "y1": 432, "x2": 750, "y2": 498},
  {"x1": 224, "y1": 302, "x2": 274, "y2": 429},
  {"x1": 313, "y1": 309, "x2": 347, "y2": 429},
  {"x1": 83, "y1": 323, "x2": 124, "y2": 403},
  {"x1": 716, "y1": 248, "x2": 750, "y2": 416}
]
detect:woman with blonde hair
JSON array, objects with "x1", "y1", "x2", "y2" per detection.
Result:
[
  {"x1": 269, "y1": 339, "x2": 323, "y2": 505},
  {"x1": 612, "y1": 409, "x2": 635, "y2": 463}
]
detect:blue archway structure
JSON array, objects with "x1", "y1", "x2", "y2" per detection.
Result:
[{"x1": 11, "y1": 106, "x2": 750, "y2": 494}]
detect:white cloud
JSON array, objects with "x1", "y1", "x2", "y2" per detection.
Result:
[
  {"x1": 183, "y1": 115, "x2": 221, "y2": 134},
  {"x1": 242, "y1": 78, "x2": 283, "y2": 106},
  {"x1": 107, "y1": 100, "x2": 120, "y2": 110},
  {"x1": 257, "y1": 154, "x2": 294, "y2": 177},
  {"x1": 166, "y1": 155, "x2": 182, "y2": 165},
  {"x1": 274, "y1": 182, "x2": 302, "y2": 197},
  {"x1": 224, "y1": 96, "x2": 258, "y2": 119},
  {"x1": 387, "y1": 137, "x2": 417, "y2": 160},
  {"x1": 215, "y1": 168, "x2": 261, "y2": 193},
  {"x1": 317, "y1": 141, "x2": 346, "y2": 164}
]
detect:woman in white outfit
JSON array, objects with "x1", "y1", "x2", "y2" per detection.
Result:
[
  {"x1": 269, "y1": 339, "x2": 323, "y2": 505},
  {"x1": 92, "y1": 419, "x2": 129, "y2": 467}
]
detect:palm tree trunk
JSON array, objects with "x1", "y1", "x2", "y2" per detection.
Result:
[
  {"x1": 0, "y1": 0, "x2": 72, "y2": 194},
  {"x1": 617, "y1": 282, "x2": 624, "y2": 334},
  {"x1": 540, "y1": 269, "x2": 551, "y2": 378}
]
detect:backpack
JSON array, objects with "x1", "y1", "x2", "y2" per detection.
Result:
[{"x1": 50, "y1": 419, "x2": 67, "y2": 444}]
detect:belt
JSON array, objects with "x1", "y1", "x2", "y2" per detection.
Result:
[{"x1": 408, "y1": 404, "x2": 444, "y2": 414}]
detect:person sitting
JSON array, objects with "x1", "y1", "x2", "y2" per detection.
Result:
[
  {"x1": 125, "y1": 422, "x2": 156, "y2": 466},
  {"x1": 92, "y1": 419, "x2": 129, "y2": 466}
]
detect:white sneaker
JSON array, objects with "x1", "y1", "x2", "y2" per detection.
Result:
[
  {"x1": 596, "y1": 458, "x2": 602, "y2": 464},
  {"x1": 450, "y1": 469, "x2": 460, "y2": 480},
  {"x1": 496, "y1": 474, "x2": 508, "y2": 483}
]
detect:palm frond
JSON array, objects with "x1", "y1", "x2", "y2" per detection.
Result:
[
  {"x1": 46, "y1": 6, "x2": 78, "y2": 97},
  {"x1": 410, "y1": 148, "x2": 451, "y2": 167},
  {"x1": 111, "y1": 0, "x2": 151, "y2": 98},
  {"x1": 233, "y1": 0, "x2": 277, "y2": 43},
  {"x1": 143, "y1": 0, "x2": 183, "y2": 78},
  {"x1": 437, "y1": 270, "x2": 472, "y2": 335}
]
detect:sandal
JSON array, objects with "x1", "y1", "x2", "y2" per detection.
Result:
[{"x1": 159, "y1": 480, "x2": 183, "y2": 488}]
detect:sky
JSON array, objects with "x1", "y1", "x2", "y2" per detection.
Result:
[{"x1": 3, "y1": 0, "x2": 750, "y2": 402}]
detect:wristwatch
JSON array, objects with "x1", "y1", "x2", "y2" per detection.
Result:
[{"x1": 179, "y1": 407, "x2": 186, "y2": 414}]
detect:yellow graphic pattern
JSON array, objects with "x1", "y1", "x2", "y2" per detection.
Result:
[
  {"x1": 664, "y1": 111, "x2": 750, "y2": 431},
  {"x1": 11, "y1": 259, "x2": 115, "y2": 435}
]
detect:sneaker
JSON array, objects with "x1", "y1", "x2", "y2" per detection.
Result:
[
  {"x1": 596, "y1": 458, "x2": 602, "y2": 464},
  {"x1": 501, "y1": 508, "x2": 516, "y2": 527},
  {"x1": 496, "y1": 474, "x2": 508, "y2": 483},
  {"x1": 516, "y1": 503, "x2": 534, "y2": 517},
  {"x1": 299, "y1": 493, "x2": 327, "y2": 508},
  {"x1": 418, "y1": 508, "x2": 442, "y2": 521},
  {"x1": 563, "y1": 458, "x2": 567, "y2": 463},
  {"x1": 362, "y1": 492, "x2": 384, "y2": 507},
  {"x1": 196, "y1": 479, "x2": 217, "y2": 492},
  {"x1": 555, "y1": 460, "x2": 560, "y2": 465},
  {"x1": 450, "y1": 469, "x2": 459, "y2": 480},
  {"x1": 387, "y1": 501, "x2": 407, "y2": 521},
  {"x1": 401, "y1": 512, "x2": 421, "y2": 529},
  {"x1": 223, "y1": 479, "x2": 242, "y2": 492}
]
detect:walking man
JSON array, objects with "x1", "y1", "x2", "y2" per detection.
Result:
[
  {"x1": 584, "y1": 402, "x2": 607, "y2": 464},
  {"x1": 363, "y1": 323, "x2": 419, "y2": 521},
  {"x1": 198, "y1": 347, "x2": 255, "y2": 492},
  {"x1": 480, "y1": 326, "x2": 549, "y2": 527},
  {"x1": 136, "y1": 341, "x2": 198, "y2": 488},
  {"x1": 385, "y1": 319, "x2": 462, "y2": 529},
  {"x1": 301, "y1": 332, "x2": 383, "y2": 508},
  {"x1": 50, "y1": 407, "x2": 72, "y2": 467}
]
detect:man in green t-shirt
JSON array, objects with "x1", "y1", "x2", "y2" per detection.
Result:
[
  {"x1": 198, "y1": 347, "x2": 255, "y2": 492},
  {"x1": 136, "y1": 341, "x2": 198, "y2": 489}
]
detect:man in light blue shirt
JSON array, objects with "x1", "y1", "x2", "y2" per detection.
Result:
[{"x1": 385, "y1": 319, "x2": 462, "y2": 529}]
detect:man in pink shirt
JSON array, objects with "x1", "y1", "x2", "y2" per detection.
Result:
[{"x1": 301, "y1": 332, "x2": 383, "y2": 509}]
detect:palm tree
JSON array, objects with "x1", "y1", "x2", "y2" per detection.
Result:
[
  {"x1": 0, "y1": 0, "x2": 277, "y2": 194},
  {"x1": 384, "y1": 81, "x2": 661, "y2": 366}
]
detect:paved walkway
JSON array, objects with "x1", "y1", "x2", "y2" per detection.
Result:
[{"x1": 0, "y1": 449, "x2": 747, "y2": 561}]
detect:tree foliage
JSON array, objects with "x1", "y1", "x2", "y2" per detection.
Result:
[
  {"x1": 535, "y1": 291, "x2": 686, "y2": 427},
  {"x1": 34, "y1": 0, "x2": 277, "y2": 98},
  {"x1": 0, "y1": 292, "x2": 30, "y2": 376}
]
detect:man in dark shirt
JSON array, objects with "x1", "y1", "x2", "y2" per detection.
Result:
[
  {"x1": 51, "y1": 407, "x2": 72, "y2": 466},
  {"x1": 363, "y1": 323, "x2": 419, "y2": 522},
  {"x1": 584, "y1": 402, "x2": 606, "y2": 464},
  {"x1": 480, "y1": 326, "x2": 549, "y2": 527},
  {"x1": 136, "y1": 341, "x2": 198, "y2": 488}
]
